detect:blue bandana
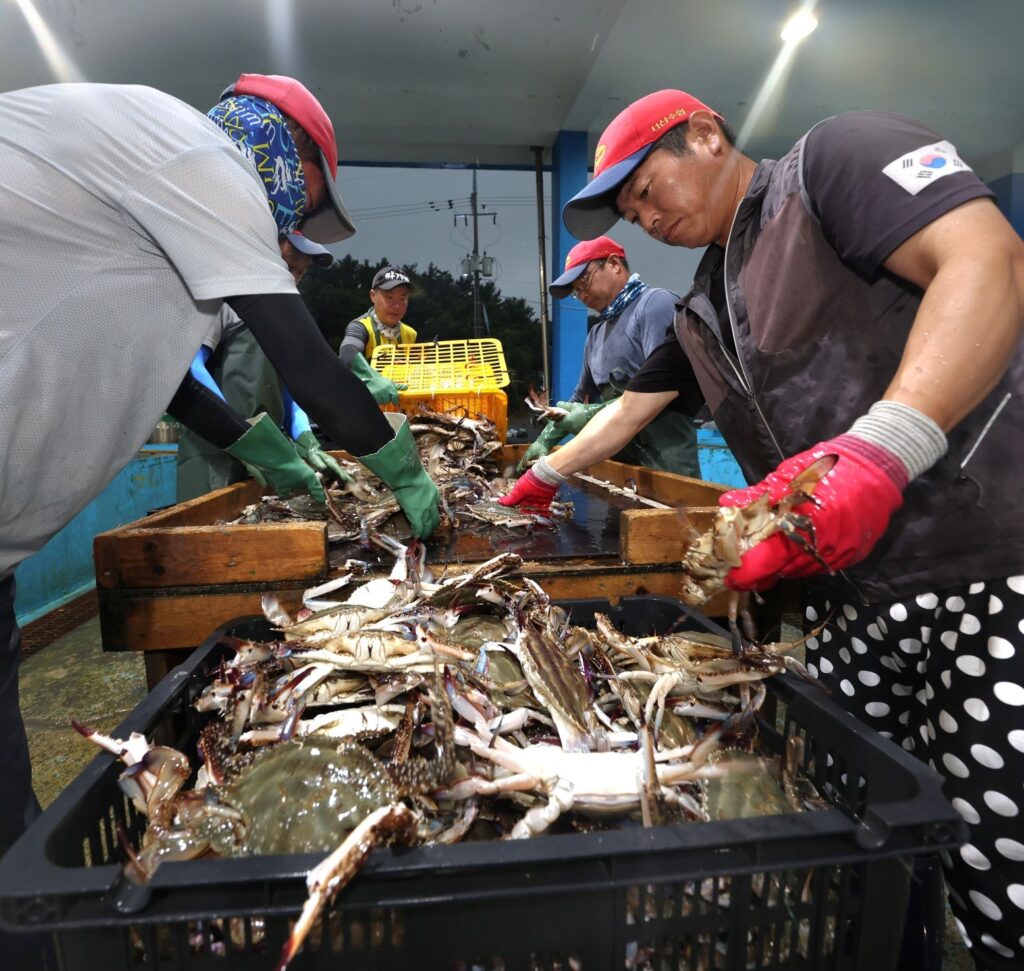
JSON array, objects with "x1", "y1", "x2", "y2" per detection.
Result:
[
  {"x1": 207, "y1": 95, "x2": 306, "y2": 234},
  {"x1": 598, "y1": 273, "x2": 648, "y2": 321}
]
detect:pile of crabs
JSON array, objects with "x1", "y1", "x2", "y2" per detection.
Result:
[
  {"x1": 228, "y1": 404, "x2": 572, "y2": 542},
  {"x1": 78, "y1": 531, "x2": 827, "y2": 967}
]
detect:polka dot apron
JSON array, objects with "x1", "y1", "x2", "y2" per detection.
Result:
[{"x1": 804, "y1": 576, "x2": 1024, "y2": 971}]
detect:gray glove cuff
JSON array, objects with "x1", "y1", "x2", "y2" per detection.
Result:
[
  {"x1": 847, "y1": 400, "x2": 947, "y2": 481},
  {"x1": 533, "y1": 456, "x2": 569, "y2": 486}
]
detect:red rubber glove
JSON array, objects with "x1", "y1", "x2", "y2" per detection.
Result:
[
  {"x1": 720, "y1": 435, "x2": 907, "y2": 592},
  {"x1": 498, "y1": 469, "x2": 560, "y2": 515}
]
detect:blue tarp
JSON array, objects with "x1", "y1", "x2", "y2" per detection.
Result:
[{"x1": 13, "y1": 448, "x2": 178, "y2": 625}]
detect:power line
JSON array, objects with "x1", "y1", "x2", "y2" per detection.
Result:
[
  {"x1": 346, "y1": 195, "x2": 549, "y2": 217},
  {"x1": 350, "y1": 198, "x2": 468, "y2": 213}
]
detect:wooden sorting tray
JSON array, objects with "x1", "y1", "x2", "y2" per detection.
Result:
[{"x1": 94, "y1": 447, "x2": 734, "y2": 688}]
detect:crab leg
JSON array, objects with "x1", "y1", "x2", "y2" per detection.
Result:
[
  {"x1": 442, "y1": 772, "x2": 541, "y2": 801},
  {"x1": 509, "y1": 777, "x2": 574, "y2": 839},
  {"x1": 433, "y1": 798, "x2": 480, "y2": 845},
  {"x1": 638, "y1": 722, "x2": 661, "y2": 827},
  {"x1": 727, "y1": 591, "x2": 746, "y2": 657},
  {"x1": 276, "y1": 803, "x2": 418, "y2": 971}
]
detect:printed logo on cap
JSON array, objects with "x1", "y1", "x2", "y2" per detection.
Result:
[
  {"x1": 380, "y1": 270, "x2": 408, "y2": 283},
  {"x1": 594, "y1": 143, "x2": 607, "y2": 173},
  {"x1": 651, "y1": 107, "x2": 691, "y2": 133}
]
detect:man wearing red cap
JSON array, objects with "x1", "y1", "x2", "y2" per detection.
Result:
[
  {"x1": 500, "y1": 235, "x2": 701, "y2": 513},
  {"x1": 564, "y1": 89, "x2": 1024, "y2": 969},
  {"x1": 0, "y1": 76, "x2": 440, "y2": 960}
]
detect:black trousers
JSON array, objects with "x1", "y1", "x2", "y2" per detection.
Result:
[
  {"x1": 0, "y1": 573, "x2": 54, "y2": 968},
  {"x1": 805, "y1": 576, "x2": 1024, "y2": 971}
]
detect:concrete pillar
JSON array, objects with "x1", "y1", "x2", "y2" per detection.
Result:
[{"x1": 550, "y1": 130, "x2": 589, "y2": 401}]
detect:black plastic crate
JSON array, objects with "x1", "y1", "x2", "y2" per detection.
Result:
[{"x1": 0, "y1": 596, "x2": 965, "y2": 970}]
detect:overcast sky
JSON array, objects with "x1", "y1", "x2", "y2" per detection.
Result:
[{"x1": 330, "y1": 164, "x2": 705, "y2": 324}]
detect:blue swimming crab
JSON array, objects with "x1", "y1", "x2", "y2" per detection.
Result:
[
  {"x1": 680, "y1": 455, "x2": 837, "y2": 606},
  {"x1": 72, "y1": 676, "x2": 455, "y2": 970}
]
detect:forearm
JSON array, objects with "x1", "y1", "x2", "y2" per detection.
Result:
[
  {"x1": 228, "y1": 294, "x2": 393, "y2": 456},
  {"x1": 339, "y1": 321, "x2": 370, "y2": 368},
  {"x1": 338, "y1": 340, "x2": 363, "y2": 368},
  {"x1": 546, "y1": 391, "x2": 674, "y2": 476},
  {"x1": 338, "y1": 345, "x2": 356, "y2": 367}
]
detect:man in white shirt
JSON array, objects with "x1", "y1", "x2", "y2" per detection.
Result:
[{"x1": 0, "y1": 77, "x2": 440, "y2": 962}]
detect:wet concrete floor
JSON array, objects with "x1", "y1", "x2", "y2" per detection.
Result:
[{"x1": 21, "y1": 616, "x2": 147, "y2": 809}]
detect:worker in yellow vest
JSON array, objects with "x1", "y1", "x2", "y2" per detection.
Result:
[{"x1": 338, "y1": 266, "x2": 416, "y2": 405}]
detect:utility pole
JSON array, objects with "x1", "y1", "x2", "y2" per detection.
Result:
[
  {"x1": 455, "y1": 166, "x2": 497, "y2": 338},
  {"x1": 532, "y1": 146, "x2": 551, "y2": 395},
  {"x1": 471, "y1": 168, "x2": 482, "y2": 338}
]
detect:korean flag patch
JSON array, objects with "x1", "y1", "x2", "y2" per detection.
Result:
[{"x1": 882, "y1": 140, "x2": 971, "y2": 196}]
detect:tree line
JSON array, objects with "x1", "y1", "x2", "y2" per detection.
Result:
[{"x1": 301, "y1": 255, "x2": 546, "y2": 416}]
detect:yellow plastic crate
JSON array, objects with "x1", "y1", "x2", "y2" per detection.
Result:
[
  {"x1": 371, "y1": 339, "x2": 510, "y2": 395},
  {"x1": 384, "y1": 390, "x2": 508, "y2": 443}
]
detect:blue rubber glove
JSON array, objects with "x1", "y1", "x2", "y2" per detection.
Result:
[
  {"x1": 189, "y1": 347, "x2": 226, "y2": 401},
  {"x1": 281, "y1": 385, "x2": 313, "y2": 440},
  {"x1": 281, "y1": 386, "x2": 351, "y2": 486}
]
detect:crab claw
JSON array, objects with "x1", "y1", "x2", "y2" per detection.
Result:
[
  {"x1": 261, "y1": 594, "x2": 294, "y2": 629},
  {"x1": 73, "y1": 721, "x2": 153, "y2": 767}
]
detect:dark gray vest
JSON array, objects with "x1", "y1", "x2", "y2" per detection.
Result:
[{"x1": 675, "y1": 139, "x2": 1024, "y2": 603}]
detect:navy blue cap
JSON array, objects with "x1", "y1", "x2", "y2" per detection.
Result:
[{"x1": 285, "y1": 231, "x2": 333, "y2": 267}]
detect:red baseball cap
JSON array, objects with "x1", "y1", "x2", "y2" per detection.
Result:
[
  {"x1": 222, "y1": 73, "x2": 356, "y2": 244},
  {"x1": 562, "y1": 89, "x2": 723, "y2": 240},
  {"x1": 549, "y1": 236, "x2": 626, "y2": 299}
]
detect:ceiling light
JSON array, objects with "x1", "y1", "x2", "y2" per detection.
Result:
[
  {"x1": 781, "y1": 7, "x2": 818, "y2": 43},
  {"x1": 13, "y1": 0, "x2": 85, "y2": 82}
]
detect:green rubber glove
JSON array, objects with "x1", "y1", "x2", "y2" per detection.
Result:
[
  {"x1": 294, "y1": 430, "x2": 352, "y2": 486},
  {"x1": 549, "y1": 399, "x2": 610, "y2": 436},
  {"x1": 515, "y1": 401, "x2": 610, "y2": 473},
  {"x1": 350, "y1": 354, "x2": 407, "y2": 406},
  {"x1": 516, "y1": 421, "x2": 566, "y2": 473},
  {"x1": 359, "y1": 413, "x2": 441, "y2": 537},
  {"x1": 225, "y1": 413, "x2": 327, "y2": 504}
]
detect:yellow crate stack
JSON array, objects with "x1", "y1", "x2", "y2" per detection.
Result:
[{"x1": 370, "y1": 338, "x2": 510, "y2": 441}]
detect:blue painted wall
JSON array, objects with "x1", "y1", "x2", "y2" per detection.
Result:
[
  {"x1": 696, "y1": 427, "x2": 747, "y2": 489},
  {"x1": 13, "y1": 448, "x2": 178, "y2": 625},
  {"x1": 550, "y1": 130, "x2": 590, "y2": 402}
]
